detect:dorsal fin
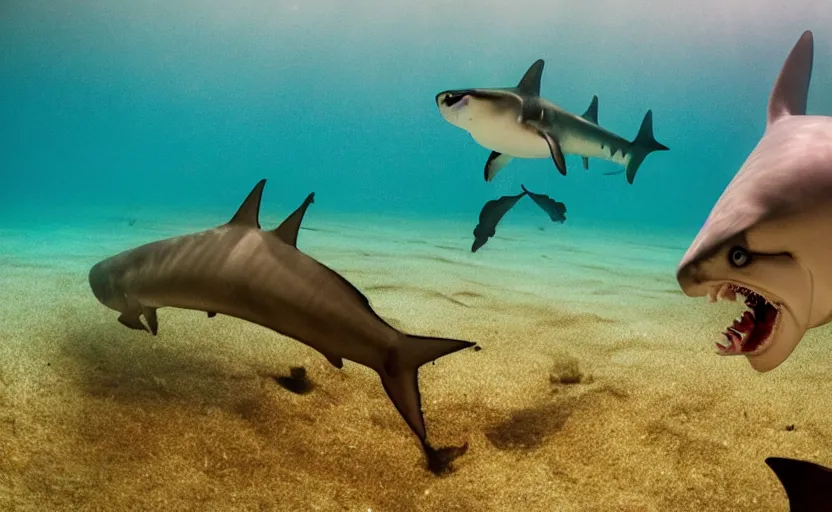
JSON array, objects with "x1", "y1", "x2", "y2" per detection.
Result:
[
  {"x1": 767, "y1": 30, "x2": 813, "y2": 126},
  {"x1": 517, "y1": 59, "x2": 544, "y2": 96},
  {"x1": 581, "y1": 95, "x2": 599, "y2": 124},
  {"x1": 228, "y1": 179, "x2": 266, "y2": 228},
  {"x1": 274, "y1": 192, "x2": 315, "y2": 247}
]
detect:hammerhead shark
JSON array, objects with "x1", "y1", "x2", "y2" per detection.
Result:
[
  {"x1": 435, "y1": 60, "x2": 668, "y2": 184},
  {"x1": 676, "y1": 30, "x2": 832, "y2": 372},
  {"x1": 766, "y1": 457, "x2": 832, "y2": 511},
  {"x1": 88, "y1": 180, "x2": 477, "y2": 474}
]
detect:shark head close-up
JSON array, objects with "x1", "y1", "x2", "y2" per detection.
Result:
[
  {"x1": 677, "y1": 30, "x2": 832, "y2": 372},
  {"x1": 434, "y1": 85, "x2": 536, "y2": 162},
  {"x1": 434, "y1": 59, "x2": 543, "y2": 134},
  {"x1": 435, "y1": 89, "x2": 474, "y2": 128}
]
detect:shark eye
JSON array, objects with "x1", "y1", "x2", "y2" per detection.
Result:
[{"x1": 728, "y1": 246, "x2": 751, "y2": 268}]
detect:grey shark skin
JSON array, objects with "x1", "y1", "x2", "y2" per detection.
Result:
[
  {"x1": 88, "y1": 180, "x2": 477, "y2": 474},
  {"x1": 766, "y1": 457, "x2": 832, "y2": 512},
  {"x1": 435, "y1": 60, "x2": 668, "y2": 184},
  {"x1": 677, "y1": 30, "x2": 832, "y2": 372}
]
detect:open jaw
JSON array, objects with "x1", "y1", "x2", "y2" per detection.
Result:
[
  {"x1": 441, "y1": 93, "x2": 470, "y2": 109},
  {"x1": 708, "y1": 283, "x2": 781, "y2": 355}
]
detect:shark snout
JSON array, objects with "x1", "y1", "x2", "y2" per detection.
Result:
[
  {"x1": 676, "y1": 262, "x2": 708, "y2": 297},
  {"x1": 88, "y1": 261, "x2": 123, "y2": 312}
]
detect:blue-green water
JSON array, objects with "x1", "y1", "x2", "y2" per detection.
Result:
[
  {"x1": 4, "y1": 4, "x2": 832, "y2": 509},
  {"x1": 3, "y1": 1, "x2": 830, "y2": 237}
]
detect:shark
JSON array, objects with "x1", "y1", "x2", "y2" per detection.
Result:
[
  {"x1": 88, "y1": 179, "x2": 477, "y2": 474},
  {"x1": 435, "y1": 59, "x2": 668, "y2": 184},
  {"x1": 766, "y1": 457, "x2": 832, "y2": 511},
  {"x1": 676, "y1": 30, "x2": 832, "y2": 372}
]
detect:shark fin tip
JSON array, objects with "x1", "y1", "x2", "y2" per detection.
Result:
[
  {"x1": 228, "y1": 180, "x2": 268, "y2": 229},
  {"x1": 767, "y1": 30, "x2": 814, "y2": 125}
]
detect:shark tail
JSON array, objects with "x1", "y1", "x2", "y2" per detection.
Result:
[
  {"x1": 380, "y1": 333, "x2": 476, "y2": 474},
  {"x1": 766, "y1": 457, "x2": 832, "y2": 509},
  {"x1": 625, "y1": 110, "x2": 669, "y2": 184}
]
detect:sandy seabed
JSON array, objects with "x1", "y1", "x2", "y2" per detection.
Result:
[{"x1": 1, "y1": 207, "x2": 830, "y2": 512}]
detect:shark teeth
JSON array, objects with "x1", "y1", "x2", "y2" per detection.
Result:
[
  {"x1": 710, "y1": 283, "x2": 780, "y2": 355},
  {"x1": 715, "y1": 336, "x2": 732, "y2": 348},
  {"x1": 707, "y1": 283, "x2": 739, "y2": 303}
]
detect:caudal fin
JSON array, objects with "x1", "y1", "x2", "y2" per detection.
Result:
[
  {"x1": 625, "y1": 110, "x2": 668, "y2": 184},
  {"x1": 379, "y1": 334, "x2": 476, "y2": 474},
  {"x1": 766, "y1": 457, "x2": 832, "y2": 511}
]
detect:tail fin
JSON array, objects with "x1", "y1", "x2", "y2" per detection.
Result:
[
  {"x1": 379, "y1": 334, "x2": 476, "y2": 474},
  {"x1": 766, "y1": 457, "x2": 832, "y2": 510},
  {"x1": 625, "y1": 110, "x2": 669, "y2": 184}
]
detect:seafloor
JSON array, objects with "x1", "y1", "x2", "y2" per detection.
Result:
[{"x1": 1, "y1": 206, "x2": 829, "y2": 511}]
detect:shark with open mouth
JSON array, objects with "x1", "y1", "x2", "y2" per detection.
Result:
[
  {"x1": 435, "y1": 60, "x2": 668, "y2": 184},
  {"x1": 676, "y1": 30, "x2": 832, "y2": 372}
]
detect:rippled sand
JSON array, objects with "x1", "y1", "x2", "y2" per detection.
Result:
[{"x1": 1, "y1": 207, "x2": 830, "y2": 511}]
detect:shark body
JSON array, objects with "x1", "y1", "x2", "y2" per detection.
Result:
[
  {"x1": 435, "y1": 60, "x2": 668, "y2": 184},
  {"x1": 88, "y1": 180, "x2": 476, "y2": 473},
  {"x1": 676, "y1": 30, "x2": 832, "y2": 372}
]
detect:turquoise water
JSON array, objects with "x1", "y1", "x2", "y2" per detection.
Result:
[
  {"x1": 3, "y1": 1, "x2": 829, "y2": 236},
  {"x1": 3, "y1": 3, "x2": 832, "y2": 510}
]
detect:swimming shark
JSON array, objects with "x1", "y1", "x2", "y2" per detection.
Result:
[
  {"x1": 766, "y1": 457, "x2": 832, "y2": 511},
  {"x1": 88, "y1": 180, "x2": 477, "y2": 474},
  {"x1": 676, "y1": 30, "x2": 832, "y2": 372},
  {"x1": 435, "y1": 60, "x2": 668, "y2": 184}
]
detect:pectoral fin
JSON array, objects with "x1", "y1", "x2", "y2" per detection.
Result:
[
  {"x1": 118, "y1": 312, "x2": 147, "y2": 332},
  {"x1": 484, "y1": 151, "x2": 513, "y2": 182},
  {"x1": 140, "y1": 306, "x2": 159, "y2": 335},
  {"x1": 538, "y1": 131, "x2": 567, "y2": 176}
]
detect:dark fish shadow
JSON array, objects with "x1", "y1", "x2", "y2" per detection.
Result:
[
  {"x1": 521, "y1": 185, "x2": 566, "y2": 223},
  {"x1": 58, "y1": 325, "x2": 303, "y2": 419},
  {"x1": 472, "y1": 191, "x2": 527, "y2": 252},
  {"x1": 274, "y1": 366, "x2": 315, "y2": 395},
  {"x1": 51, "y1": 322, "x2": 474, "y2": 506},
  {"x1": 485, "y1": 402, "x2": 574, "y2": 451}
]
